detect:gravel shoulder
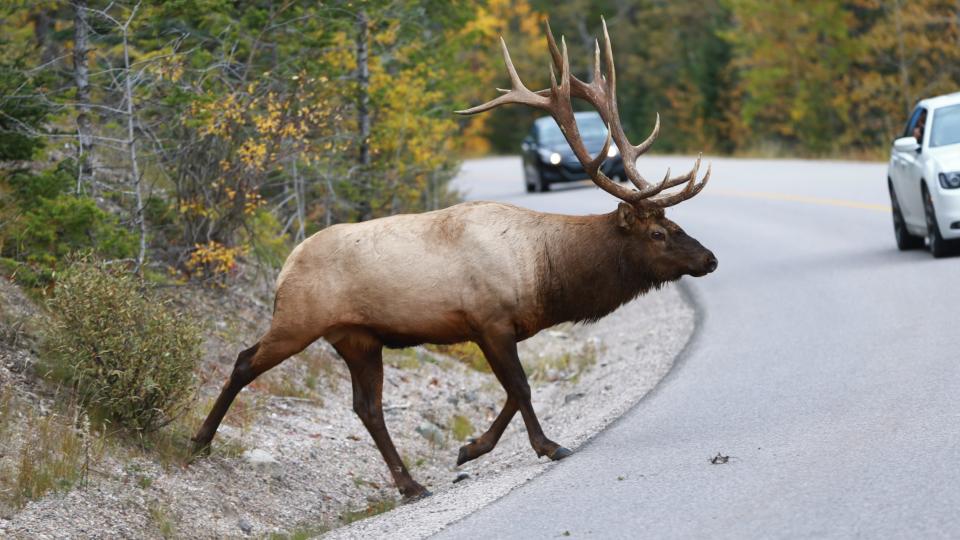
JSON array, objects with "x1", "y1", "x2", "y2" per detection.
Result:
[{"x1": 0, "y1": 275, "x2": 693, "y2": 539}]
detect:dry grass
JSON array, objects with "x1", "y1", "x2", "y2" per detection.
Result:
[
  {"x1": 0, "y1": 395, "x2": 105, "y2": 510},
  {"x1": 523, "y1": 342, "x2": 600, "y2": 384},
  {"x1": 147, "y1": 500, "x2": 178, "y2": 539},
  {"x1": 383, "y1": 348, "x2": 421, "y2": 370},
  {"x1": 427, "y1": 342, "x2": 490, "y2": 373}
]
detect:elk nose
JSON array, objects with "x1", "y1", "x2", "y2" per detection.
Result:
[{"x1": 705, "y1": 255, "x2": 718, "y2": 273}]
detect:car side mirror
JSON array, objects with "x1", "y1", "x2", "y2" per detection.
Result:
[{"x1": 893, "y1": 136, "x2": 920, "y2": 153}]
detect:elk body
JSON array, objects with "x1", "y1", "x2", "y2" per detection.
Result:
[{"x1": 192, "y1": 19, "x2": 717, "y2": 500}]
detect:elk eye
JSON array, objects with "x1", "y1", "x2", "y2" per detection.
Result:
[{"x1": 650, "y1": 230, "x2": 666, "y2": 241}]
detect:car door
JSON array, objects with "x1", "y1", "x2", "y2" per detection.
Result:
[{"x1": 894, "y1": 107, "x2": 927, "y2": 229}]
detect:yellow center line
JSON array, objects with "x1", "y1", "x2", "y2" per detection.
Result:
[{"x1": 708, "y1": 188, "x2": 891, "y2": 212}]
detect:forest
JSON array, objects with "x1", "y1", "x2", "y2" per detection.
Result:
[{"x1": 1, "y1": 0, "x2": 958, "y2": 284}]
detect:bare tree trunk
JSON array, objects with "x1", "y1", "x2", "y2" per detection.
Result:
[
  {"x1": 119, "y1": 5, "x2": 147, "y2": 273},
  {"x1": 72, "y1": 0, "x2": 94, "y2": 194},
  {"x1": 355, "y1": 9, "x2": 373, "y2": 221}
]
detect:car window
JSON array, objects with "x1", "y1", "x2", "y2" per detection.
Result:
[
  {"x1": 930, "y1": 104, "x2": 960, "y2": 148},
  {"x1": 903, "y1": 107, "x2": 923, "y2": 139},
  {"x1": 538, "y1": 116, "x2": 609, "y2": 145}
]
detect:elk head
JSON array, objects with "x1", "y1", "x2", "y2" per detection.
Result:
[{"x1": 457, "y1": 18, "x2": 717, "y2": 281}]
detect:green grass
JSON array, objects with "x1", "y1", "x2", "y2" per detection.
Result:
[
  {"x1": 340, "y1": 497, "x2": 398, "y2": 525},
  {"x1": 449, "y1": 414, "x2": 475, "y2": 441}
]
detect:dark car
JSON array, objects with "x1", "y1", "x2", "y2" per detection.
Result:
[{"x1": 521, "y1": 111, "x2": 626, "y2": 192}]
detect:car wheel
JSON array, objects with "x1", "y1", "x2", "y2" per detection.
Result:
[
  {"x1": 889, "y1": 182, "x2": 923, "y2": 250},
  {"x1": 923, "y1": 185, "x2": 956, "y2": 258},
  {"x1": 524, "y1": 175, "x2": 535, "y2": 193},
  {"x1": 532, "y1": 166, "x2": 550, "y2": 193}
]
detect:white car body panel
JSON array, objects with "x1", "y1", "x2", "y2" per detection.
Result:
[{"x1": 887, "y1": 92, "x2": 960, "y2": 241}]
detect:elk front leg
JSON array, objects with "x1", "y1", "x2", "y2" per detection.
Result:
[
  {"x1": 456, "y1": 397, "x2": 517, "y2": 466},
  {"x1": 478, "y1": 331, "x2": 572, "y2": 461},
  {"x1": 335, "y1": 339, "x2": 430, "y2": 501}
]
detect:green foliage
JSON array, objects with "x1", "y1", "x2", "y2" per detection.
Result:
[
  {"x1": 42, "y1": 259, "x2": 202, "y2": 433},
  {"x1": 0, "y1": 164, "x2": 137, "y2": 284},
  {"x1": 11, "y1": 195, "x2": 136, "y2": 266},
  {"x1": 0, "y1": 58, "x2": 50, "y2": 161}
]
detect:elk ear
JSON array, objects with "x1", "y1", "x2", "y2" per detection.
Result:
[{"x1": 617, "y1": 202, "x2": 637, "y2": 229}]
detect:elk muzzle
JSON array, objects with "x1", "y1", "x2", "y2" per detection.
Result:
[{"x1": 691, "y1": 251, "x2": 718, "y2": 277}]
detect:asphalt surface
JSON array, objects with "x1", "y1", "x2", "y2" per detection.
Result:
[{"x1": 437, "y1": 156, "x2": 960, "y2": 539}]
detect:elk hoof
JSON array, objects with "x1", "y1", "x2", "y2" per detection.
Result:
[
  {"x1": 401, "y1": 487, "x2": 432, "y2": 504},
  {"x1": 548, "y1": 446, "x2": 573, "y2": 461},
  {"x1": 456, "y1": 445, "x2": 471, "y2": 466}
]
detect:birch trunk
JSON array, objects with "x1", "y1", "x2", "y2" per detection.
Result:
[{"x1": 72, "y1": 0, "x2": 95, "y2": 194}]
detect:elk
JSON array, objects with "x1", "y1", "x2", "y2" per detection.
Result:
[{"x1": 192, "y1": 19, "x2": 717, "y2": 501}]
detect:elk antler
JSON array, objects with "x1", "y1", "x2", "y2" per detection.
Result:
[{"x1": 457, "y1": 17, "x2": 710, "y2": 208}]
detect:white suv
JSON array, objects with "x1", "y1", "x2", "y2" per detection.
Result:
[{"x1": 888, "y1": 92, "x2": 960, "y2": 258}]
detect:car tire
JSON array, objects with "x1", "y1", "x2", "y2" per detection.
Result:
[
  {"x1": 532, "y1": 166, "x2": 550, "y2": 193},
  {"x1": 922, "y1": 184, "x2": 957, "y2": 258},
  {"x1": 889, "y1": 182, "x2": 923, "y2": 250}
]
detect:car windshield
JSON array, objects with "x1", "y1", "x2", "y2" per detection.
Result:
[
  {"x1": 539, "y1": 115, "x2": 609, "y2": 145},
  {"x1": 930, "y1": 104, "x2": 960, "y2": 148}
]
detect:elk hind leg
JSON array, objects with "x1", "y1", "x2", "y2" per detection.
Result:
[
  {"x1": 192, "y1": 330, "x2": 312, "y2": 454},
  {"x1": 335, "y1": 336, "x2": 429, "y2": 501},
  {"x1": 479, "y1": 331, "x2": 571, "y2": 461}
]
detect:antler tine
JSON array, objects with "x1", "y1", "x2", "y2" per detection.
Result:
[
  {"x1": 455, "y1": 37, "x2": 550, "y2": 115},
  {"x1": 649, "y1": 160, "x2": 712, "y2": 207},
  {"x1": 600, "y1": 16, "x2": 616, "y2": 102},
  {"x1": 593, "y1": 38, "x2": 603, "y2": 84}
]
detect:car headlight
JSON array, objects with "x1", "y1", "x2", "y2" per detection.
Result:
[
  {"x1": 607, "y1": 145, "x2": 619, "y2": 158},
  {"x1": 549, "y1": 152, "x2": 562, "y2": 165},
  {"x1": 939, "y1": 172, "x2": 960, "y2": 189}
]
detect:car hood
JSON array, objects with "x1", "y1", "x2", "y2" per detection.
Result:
[{"x1": 928, "y1": 144, "x2": 960, "y2": 171}]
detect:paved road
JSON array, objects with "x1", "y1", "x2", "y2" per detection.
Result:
[{"x1": 438, "y1": 156, "x2": 960, "y2": 539}]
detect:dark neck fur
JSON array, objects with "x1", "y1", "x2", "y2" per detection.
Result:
[{"x1": 537, "y1": 211, "x2": 665, "y2": 328}]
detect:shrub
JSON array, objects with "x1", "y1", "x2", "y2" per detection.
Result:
[{"x1": 42, "y1": 260, "x2": 202, "y2": 433}]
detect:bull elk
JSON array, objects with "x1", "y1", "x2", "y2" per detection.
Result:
[{"x1": 192, "y1": 18, "x2": 717, "y2": 501}]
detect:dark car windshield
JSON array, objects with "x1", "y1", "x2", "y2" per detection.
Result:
[
  {"x1": 930, "y1": 104, "x2": 960, "y2": 148},
  {"x1": 539, "y1": 115, "x2": 608, "y2": 145}
]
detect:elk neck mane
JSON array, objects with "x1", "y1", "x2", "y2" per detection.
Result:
[{"x1": 535, "y1": 209, "x2": 664, "y2": 327}]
